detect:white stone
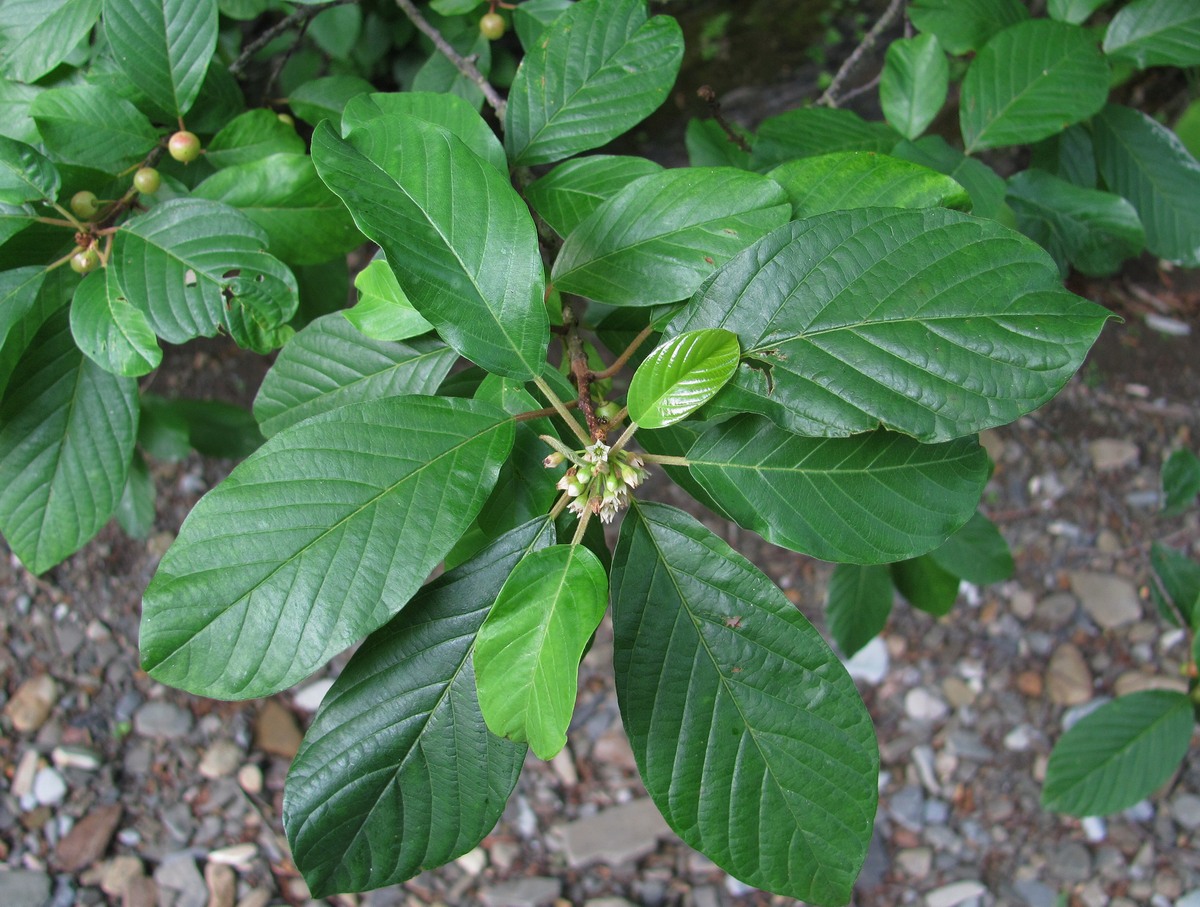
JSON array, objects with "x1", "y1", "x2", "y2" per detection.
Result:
[
  {"x1": 207, "y1": 844, "x2": 257, "y2": 869},
  {"x1": 11, "y1": 749, "x2": 40, "y2": 799},
  {"x1": 1003, "y1": 725, "x2": 1036, "y2": 752},
  {"x1": 199, "y1": 740, "x2": 242, "y2": 779},
  {"x1": 51, "y1": 745, "x2": 101, "y2": 771},
  {"x1": 1069, "y1": 571, "x2": 1142, "y2": 629},
  {"x1": 842, "y1": 637, "x2": 889, "y2": 684},
  {"x1": 1088, "y1": 438, "x2": 1139, "y2": 471},
  {"x1": 553, "y1": 798, "x2": 673, "y2": 868},
  {"x1": 925, "y1": 880, "x2": 988, "y2": 907},
  {"x1": 1082, "y1": 815, "x2": 1107, "y2": 842},
  {"x1": 237, "y1": 764, "x2": 263, "y2": 795},
  {"x1": 32, "y1": 767, "x2": 67, "y2": 806},
  {"x1": 455, "y1": 846, "x2": 487, "y2": 876},
  {"x1": 291, "y1": 678, "x2": 334, "y2": 713},
  {"x1": 904, "y1": 688, "x2": 949, "y2": 723}
]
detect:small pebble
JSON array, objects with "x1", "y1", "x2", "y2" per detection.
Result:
[
  {"x1": 51, "y1": 745, "x2": 101, "y2": 771},
  {"x1": 1082, "y1": 815, "x2": 1107, "y2": 842},
  {"x1": 291, "y1": 678, "x2": 335, "y2": 713},
  {"x1": 207, "y1": 843, "x2": 257, "y2": 870},
  {"x1": 843, "y1": 636, "x2": 889, "y2": 684},
  {"x1": 904, "y1": 688, "x2": 949, "y2": 723},
  {"x1": 33, "y1": 767, "x2": 67, "y2": 806},
  {"x1": 237, "y1": 763, "x2": 263, "y2": 794},
  {"x1": 4, "y1": 674, "x2": 59, "y2": 733}
]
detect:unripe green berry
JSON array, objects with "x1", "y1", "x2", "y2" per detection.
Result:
[
  {"x1": 479, "y1": 11, "x2": 505, "y2": 40},
  {"x1": 595, "y1": 401, "x2": 621, "y2": 423},
  {"x1": 566, "y1": 480, "x2": 585, "y2": 497},
  {"x1": 576, "y1": 466, "x2": 592, "y2": 485},
  {"x1": 133, "y1": 167, "x2": 161, "y2": 194},
  {"x1": 70, "y1": 247, "x2": 101, "y2": 275},
  {"x1": 71, "y1": 190, "x2": 101, "y2": 219},
  {"x1": 278, "y1": 112, "x2": 295, "y2": 126},
  {"x1": 168, "y1": 130, "x2": 202, "y2": 163}
]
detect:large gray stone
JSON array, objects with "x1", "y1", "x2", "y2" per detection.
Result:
[
  {"x1": 1069, "y1": 571, "x2": 1141, "y2": 629},
  {"x1": 554, "y1": 798, "x2": 674, "y2": 868},
  {"x1": 0, "y1": 869, "x2": 52, "y2": 907},
  {"x1": 479, "y1": 877, "x2": 561, "y2": 907},
  {"x1": 133, "y1": 701, "x2": 194, "y2": 739}
]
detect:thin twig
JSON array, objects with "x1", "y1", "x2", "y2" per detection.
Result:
[
  {"x1": 393, "y1": 0, "x2": 507, "y2": 121},
  {"x1": 571, "y1": 507, "x2": 593, "y2": 545},
  {"x1": 818, "y1": 0, "x2": 906, "y2": 108},
  {"x1": 697, "y1": 85, "x2": 752, "y2": 154},
  {"x1": 229, "y1": 0, "x2": 356, "y2": 78},
  {"x1": 608, "y1": 421, "x2": 639, "y2": 455},
  {"x1": 514, "y1": 401, "x2": 578, "y2": 423},
  {"x1": 592, "y1": 324, "x2": 656, "y2": 380},
  {"x1": 534, "y1": 374, "x2": 592, "y2": 446}
]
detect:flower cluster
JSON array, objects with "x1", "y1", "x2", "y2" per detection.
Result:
[{"x1": 546, "y1": 440, "x2": 649, "y2": 523}]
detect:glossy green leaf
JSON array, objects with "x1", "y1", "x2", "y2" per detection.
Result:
[
  {"x1": 636, "y1": 422, "x2": 732, "y2": 520},
  {"x1": 204, "y1": 109, "x2": 305, "y2": 169},
  {"x1": 1176, "y1": 99, "x2": 1200, "y2": 159},
  {"x1": 685, "y1": 117, "x2": 752, "y2": 170},
  {"x1": 1093, "y1": 104, "x2": 1200, "y2": 267},
  {"x1": 113, "y1": 198, "x2": 298, "y2": 353},
  {"x1": 253, "y1": 312, "x2": 458, "y2": 437},
  {"x1": 1162, "y1": 447, "x2": 1200, "y2": 517},
  {"x1": 168, "y1": 398, "x2": 263, "y2": 460},
  {"x1": 0, "y1": 0, "x2": 102, "y2": 83},
  {"x1": 312, "y1": 117, "x2": 548, "y2": 379},
  {"x1": 0, "y1": 266, "x2": 69, "y2": 399},
  {"x1": 1049, "y1": 0, "x2": 1111, "y2": 25},
  {"x1": 0, "y1": 310, "x2": 138, "y2": 574},
  {"x1": 892, "y1": 135, "x2": 1008, "y2": 219},
  {"x1": 1150, "y1": 542, "x2": 1200, "y2": 627},
  {"x1": 627, "y1": 329, "x2": 739, "y2": 429},
  {"x1": 0, "y1": 268, "x2": 47, "y2": 374},
  {"x1": 1103, "y1": 0, "x2": 1200, "y2": 68},
  {"x1": 513, "y1": 0, "x2": 573, "y2": 51},
  {"x1": 1043, "y1": 690, "x2": 1194, "y2": 816},
  {"x1": 611, "y1": 502, "x2": 878, "y2": 906},
  {"x1": 825, "y1": 564, "x2": 893, "y2": 658},
  {"x1": 137, "y1": 394, "x2": 191, "y2": 462},
  {"x1": 768, "y1": 152, "x2": 969, "y2": 217},
  {"x1": 1006, "y1": 168, "x2": 1144, "y2": 277},
  {"x1": 907, "y1": 0, "x2": 1028, "y2": 54},
  {"x1": 475, "y1": 543, "x2": 608, "y2": 759},
  {"x1": 669, "y1": 210, "x2": 1112, "y2": 442},
  {"x1": 30, "y1": 84, "x2": 158, "y2": 172},
  {"x1": 430, "y1": 0, "x2": 483, "y2": 13},
  {"x1": 115, "y1": 450, "x2": 154, "y2": 539},
  {"x1": 0, "y1": 136, "x2": 60, "y2": 205},
  {"x1": 284, "y1": 520, "x2": 550, "y2": 897},
  {"x1": 307, "y1": 2, "x2": 361, "y2": 59},
  {"x1": 0, "y1": 202, "x2": 37, "y2": 251},
  {"x1": 526, "y1": 155, "x2": 663, "y2": 238},
  {"x1": 105, "y1": 0, "x2": 217, "y2": 118},
  {"x1": 0, "y1": 79, "x2": 41, "y2": 145},
  {"x1": 346, "y1": 258, "x2": 433, "y2": 342},
  {"x1": 288, "y1": 75, "x2": 374, "y2": 127},
  {"x1": 504, "y1": 0, "x2": 683, "y2": 167},
  {"x1": 927, "y1": 510, "x2": 1013, "y2": 584},
  {"x1": 413, "y1": 25, "x2": 492, "y2": 111},
  {"x1": 1029, "y1": 125, "x2": 1098, "y2": 188},
  {"x1": 880, "y1": 35, "x2": 949, "y2": 140},
  {"x1": 961, "y1": 20, "x2": 1108, "y2": 153},
  {"x1": 750, "y1": 108, "x2": 899, "y2": 172},
  {"x1": 688, "y1": 416, "x2": 988, "y2": 564},
  {"x1": 192, "y1": 153, "x2": 360, "y2": 266},
  {"x1": 69, "y1": 266, "x2": 162, "y2": 377},
  {"x1": 891, "y1": 554, "x2": 960, "y2": 615},
  {"x1": 552, "y1": 168, "x2": 790, "y2": 306},
  {"x1": 140, "y1": 396, "x2": 515, "y2": 699}
]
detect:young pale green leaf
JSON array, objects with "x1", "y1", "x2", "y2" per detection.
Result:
[
  {"x1": 880, "y1": 34, "x2": 949, "y2": 141},
  {"x1": 612, "y1": 502, "x2": 878, "y2": 906},
  {"x1": 890, "y1": 554, "x2": 960, "y2": 615},
  {"x1": 669, "y1": 210, "x2": 1113, "y2": 442},
  {"x1": 30, "y1": 84, "x2": 159, "y2": 172},
  {"x1": 253, "y1": 312, "x2": 457, "y2": 437},
  {"x1": 1103, "y1": 0, "x2": 1200, "y2": 68},
  {"x1": 825, "y1": 563, "x2": 893, "y2": 658},
  {"x1": 284, "y1": 519, "x2": 552, "y2": 898},
  {"x1": 140, "y1": 396, "x2": 516, "y2": 699},
  {"x1": 341, "y1": 91, "x2": 507, "y2": 174},
  {"x1": 552, "y1": 168, "x2": 790, "y2": 307},
  {"x1": 1049, "y1": 0, "x2": 1110, "y2": 25},
  {"x1": 115, "y1": 450, "x2": 154, "y2": 539},
  {"x1": 1162, "y1": 447, "x2": 1200, "y2": 516},
  {"x1": 1093, "y1": 104, "x2": 1200, "y2": 267},
  {"x1": 1150, "y1": 542, "x2": 1200, "y2": 628},
  {"x1": 1006, "y1": 169, "x2": 1145, "y2": 277},
  {"x1": 961, "y1": 20, "x2": 1108, "y2": 153},
  {"x1": 312, "y1": 117, "x2": 548, "y2": 379},
  {"x1": 192, "y1": 153, "x2": 361, "y2": 266},
  {"x1": 69, "y1": 267, "x2": 162, "y2": 377},
  {"x1": 0, "y1": 310, "x2": 138, "y2": 574},
  {"x1": 475, "y1": 544, "x2": 608, "y2": 759},
  {"x1": 750, "y1": 108, "x2": 898, "y2": 172},
  {"x1": 687, "y1": 416, "x2": 989, "y2": 564},
  {"x1": 113, "y1": 198, "x2": 298, "y2": 353},
  {"x1": 768, "y1": 152, "x2": 969, "y2": 217},
  {"x1": 513, "y1": 0, "x2": 573, "y2": 51},
  {"x1": 685, "y1": 118, "x2": 752, "y2": 170},
  {"x1": 346, "y1": 258, "x2": 434, "y2": 342},
  {"x1": 526, "y1": 155, "x2": 664, "y2": 238},
  {"x1": 104, "y1": 0, "x2": 217, "y2": 118},
  {"x1": 907, "y1": 0, "x2": 1028, "y2": 54},
  {"x1": 0, "y1": 136, "x2": 59, "y2": 205},
  {"x1": 504, "y1": 0, "x2": 683, "y2": 166},
  {"x1": 892, "y1": 135, "x2": 1008, "y2": 220},
  {"x1": 0, "y1": 0, "x2": 102, "y2": 83},
  {"x1": 926, "y1": 511, "x2": 1014, "y2": 584},
  {"x1": 288, "y1": 75, "x2": 375, "y2": 127},
  {"x1": 626, "y1": 329, "x2": 739, "y2": 429},
  {"x1": 1043, "y1": 690, "x2": 1194, "y2": 816},
  {"x1": 204, "y1": 109, "x2": 305, "y2": 169}
]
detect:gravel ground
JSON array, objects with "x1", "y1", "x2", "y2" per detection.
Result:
[{"x1": 1, "y1": 266, "x2": 1198, "y2": 907}]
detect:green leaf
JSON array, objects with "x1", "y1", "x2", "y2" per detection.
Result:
[
  {"x1": 504, "y1": 0, "x2": 683, "y2": 167},
  {"x1": 1049, "y1": 0, "x2": 1111, "y2": 25},
  {"x1": 1006, "y1": 168, "x2": 1145, "y2": 277},
  {"x1": 927, "y1": 511, "x2": 1013, "y2": 584},
  {"x1": 880, "y1": 35, "x2": 949, "y2": 140},
  {"x1": 892, "y1": 135, "x2": 1008, "y2": 219},
  {"x1": 626, "y1": 329, "x2": 739, "y2": 429},
  {"x1": 890, "y1": 554, "x2": 960, "y2": 615},
  {"x1": 0, "y1": 266, "x2": 69, "y2": 398},
  {"x1": 412, "y1": 27, "x2": 492, "y2": 111},
  {"x1": 284, "y1": 520, "x2": 549, "y2": 897},
  {"x1": 513, "y1": 0, "x2": 573, "y2": 51},
  {"x1": 168, "y1": 398, "x2": 263, "y2": 459},
  {"x1": 526, "y1": 155, "x2": 663, "y2": 238},
  {"x1": 1162, "y1": 447, "x2": 1200, "y2": 516},
  {"x1": 430, "y1": 0, "x2": 483, "y2": 13},
  {"x1": 115, "y1": 450, "x2": 154, "y2": 539},
  {"x1": 750, "y1": 108, "x2": 899, "y2": 172},
  {"x1": 1093, "y1": 104, "x2": 1200, "y2": 267},
  {"x1": 140, "y1": 396, "x2": 515, "y2": 699},
  {"x1": 104, "y1": 0, "x2": 217, "y2": 118},
  {"x1": 826, "y1": 564, "x2": 893, "y2": 658},
  {"x1": 552, "y1": 167, "x2": 790, "y2": 307},
  {"x1": 0, "y1": 202, "x2": 37, "y2": 251},
  {"x1": 907, "y1": 0, "x2": 1028, "y2": 54},
  {"x1": 768, "y1": 152, "x2": 970, "y2": 217},
  {"x1": 0, "y1": 309, "x2": 138, "y2": 574},
  {"x1": 346, "y1": 257, "x2": 434, "y2": 342},
  {"x1": 475, "y1": 543, "x2": 607, "y2": 759},
  {"x1": 1150, "y1": 542, "x2": 1200, "y2": 627},
  {"x1": 192, "y1": 153, "x2": 361, "y2": 266},
  {"x1": 312, "y1": 117, "x2": 547, "y2": 379},
  {"x1": 1042, "y1": 690, "x2": 1194, "y2": 816},
  {"x1": 204, "y1": 109, "x2": 305, "y2": 169},
  {"x1": 0, "y1": 0, "x2": 103, "y2": 83},
  {"x1": 611, "y1": 502, "x2": 878, "y2": 906},
  {"x1": 113, "y1": 198, "x2": 298, "y2": 352},
  {"x1": 688, "y1": 417, "x2": 988, "y2": 564},
  {"x1": 0, "y1": 78, "x2": 42, "y2": 144},
  {"x1": 341, "y1": 91, "x2": 507, "y2": 175},
  {"x1": 307, "y1": 2, "x2": 361, "y2": 59},
  {"x1": 252, "y1": 312, "x2": 457, "y2": 437},
  {"x1": 1103, "y1": 0, "x2": 1200, "y2": 68},
  {"x1": 961, "y1": 20, "x2": 1109, "y2": 153},
  {"x1": 0, "y1": 135, "x2": 60, "y2": 205},
  {"x1": 685, "y1": 117, "x2": 751, "y2": 169},
  {"x1": 669, "y1": 210, "x2": 1113, "y2": 442},
  {"x1": 31, "y1": 84, "x2": 158, "y2": 172},
  {"x1": 138, "y1": 394, "x2": 191, "y2": 461},
  {"x1": 69, "y1": 266, "x2": 162, "y2": 377},
  {"x1": 1030, "y1": 125, "x2": 1098, "y2": 188},
  {"x1": 288, "y1": 74, "x2": 374, "y2": 127},
  {"x1": 636, "y1": 422, "x2": 732, "y2": 521},
  {"x1": 1176, "y1": 99, "x2": 1200, "y2": 159}
]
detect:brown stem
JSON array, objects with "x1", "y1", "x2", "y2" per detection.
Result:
[
  {"x1": 592, "y1": 324, "x2": 655, "y2": 380},
  {"x1": 697, "y1": 85, "x2": 751, "y2": 154},
  {"x1": 514, "y1": 401, "x2": 578, "y2": 422},
  {"x1": 818, "y1": 0, "x2": 906, "y2": 108},
  {"x1": 563, "y1": 303, "x2": 604, "y2": 440}
]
